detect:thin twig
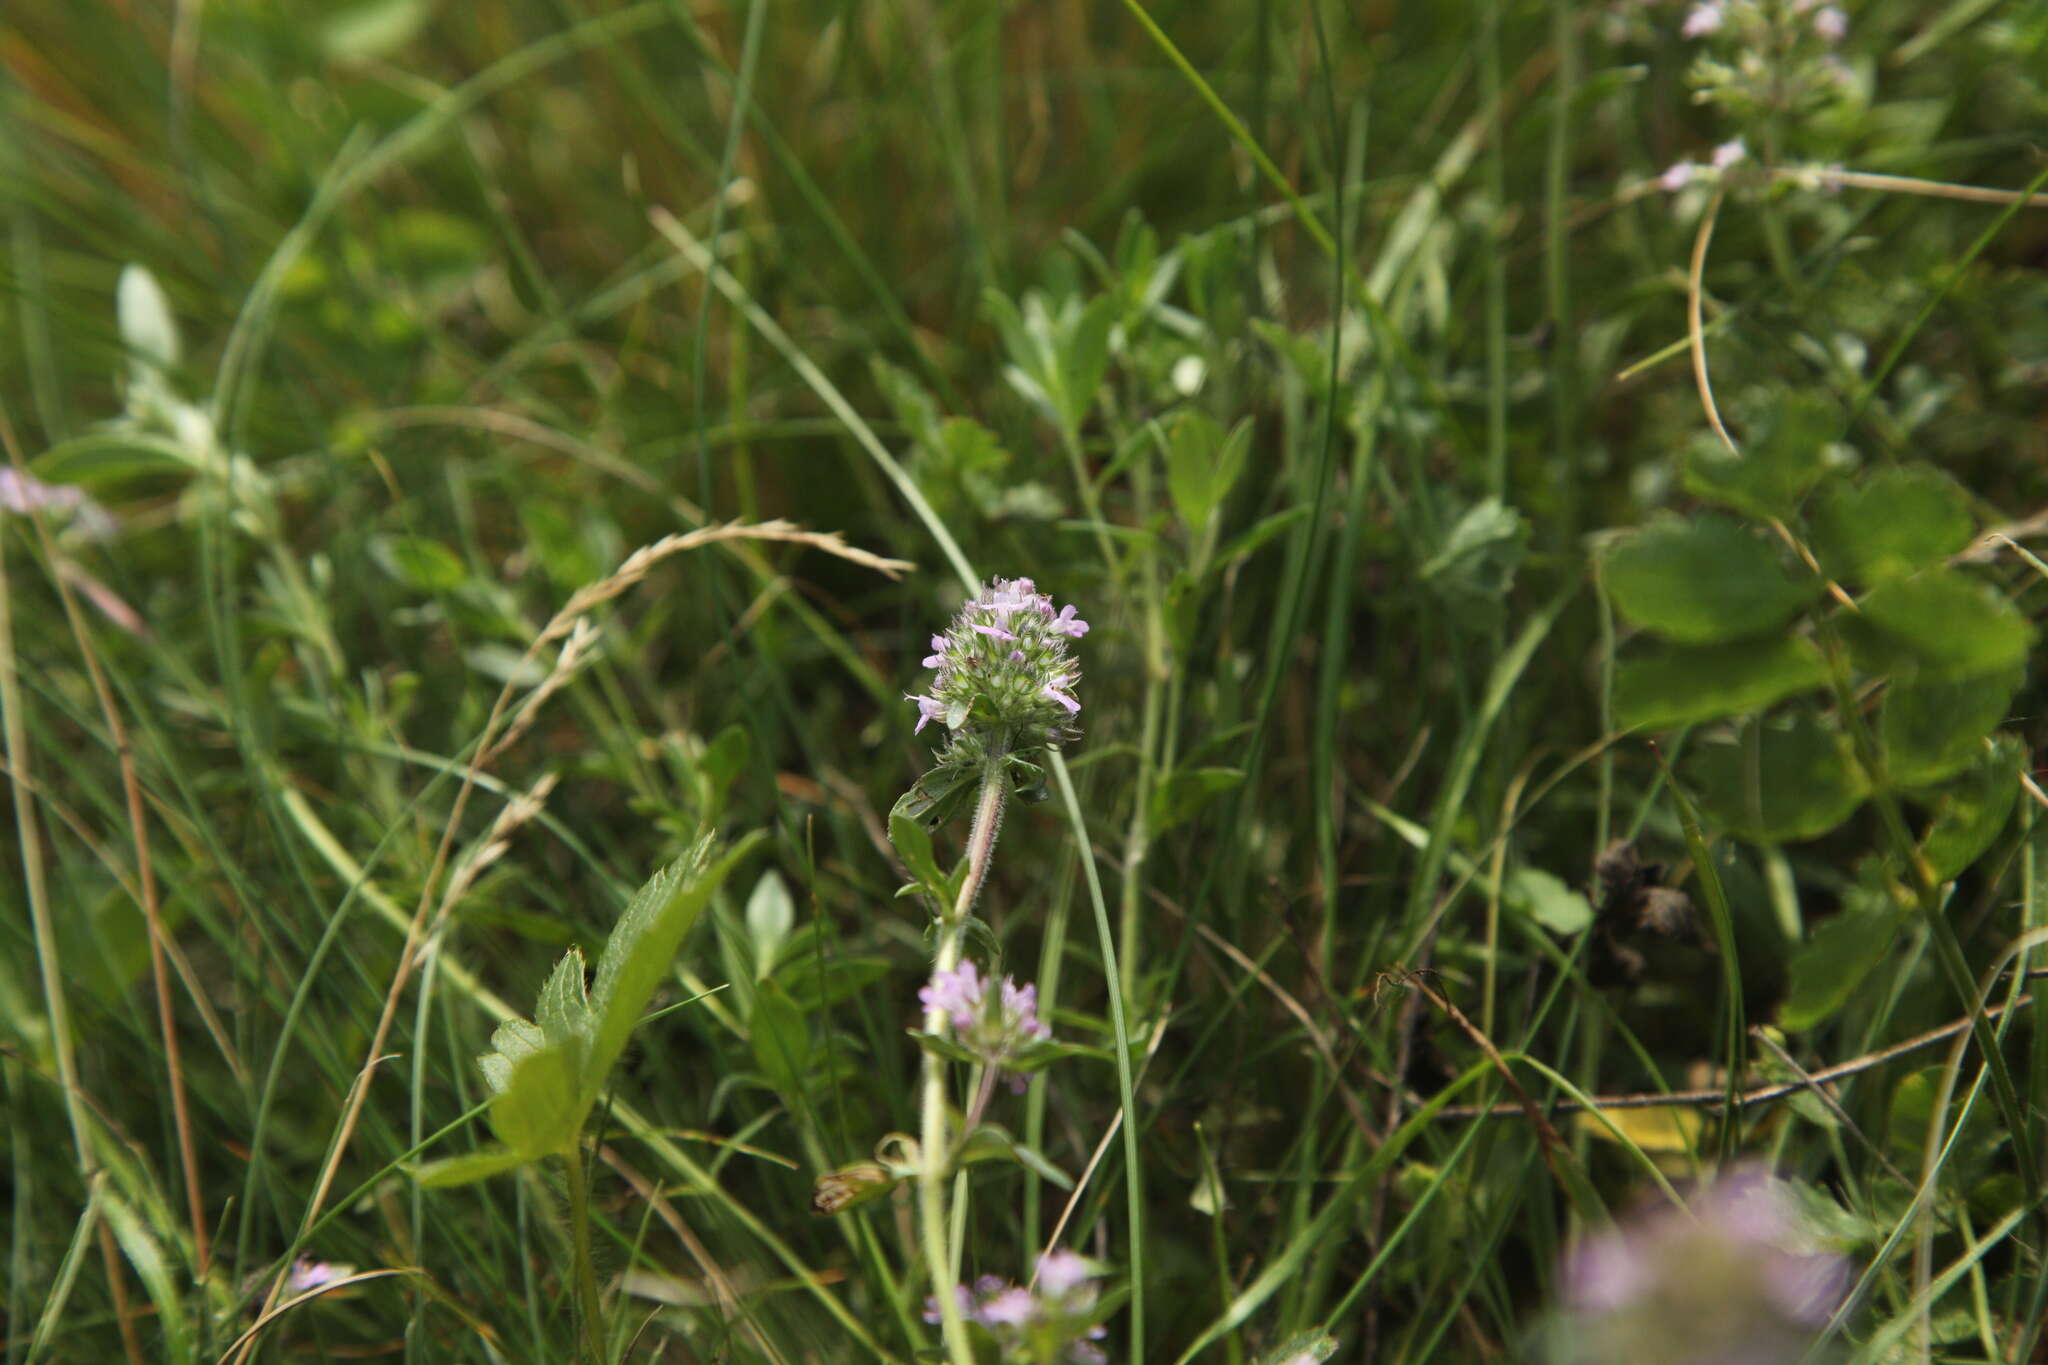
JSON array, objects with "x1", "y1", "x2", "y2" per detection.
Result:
[{"x1": 1430, "y1": 980, "x2": 2046, "y2": 1121}]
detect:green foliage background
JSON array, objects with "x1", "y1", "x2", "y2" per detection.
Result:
[{"x1": 3, "y1": 0, "x2": 2048, "y2": 1361}]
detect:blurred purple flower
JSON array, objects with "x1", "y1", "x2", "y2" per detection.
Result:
[
  {"x1": 919, "y1": 960, "x2": 1054, "y2": 1083},
  {"x1": 0, "y1": 468, "x2": 117, "y2": 541},
  {"x1": 1554, "y1": 1165, "x2": 1851, "y2": 1365},
  {"x1": 1659, "y1": 161, "x2": 1699, "y2": 192}
]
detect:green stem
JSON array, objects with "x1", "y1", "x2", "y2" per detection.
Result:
[
  {"x1": 565, "y1": 1149, "x2": 606, "y2": 1363},
  {"x1": 919, "y1": 753, "x2": 1009, "y2": 1365}
]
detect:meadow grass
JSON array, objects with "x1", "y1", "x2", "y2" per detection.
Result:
[{"x1": 4, "y1": 2, "x2": 2048, "y2": 1362}]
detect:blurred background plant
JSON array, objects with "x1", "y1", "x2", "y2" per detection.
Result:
[{"x1": 3, "y1": 0, "x2": 2047, "y2": 1361}]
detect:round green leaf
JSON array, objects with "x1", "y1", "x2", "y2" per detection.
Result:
[
  {"x1": 1614, "y1": 637, "x2": 1828, "y2": 731},
  {"x1": 1861, "y1": 569, "x2": 2034, "y2": 678},
  {"x1": 1882, "y1": 668, "x2": 2020, "y2": 787},
  {"x1": 1808, "y1": 464, "x2": 1973, "y2": 583},
  {"x1": 1686, "y1": 712, "x2": 1869, "y2": 844},
  {"x1": 1603, "y1": 515, "x2": 1818, "y2": 643}
]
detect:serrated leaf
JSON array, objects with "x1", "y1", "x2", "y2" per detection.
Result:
[
  {"x1": 1781, "y1": 903, "x2": 1906, "y2": 1031},
  {"x1": 1919, "y1": 735, "x2": 2024, "y2": 879},
  {"x1": 745, "y1": 870, "x2": 795, "y2": 980},
  {"x1": 413, "y1": 1145, "x2": 531, "y2": 1188},
  {"x1": 1809, "y1": 464, "x2": 1974, "y2": 583},
  {"x1": 534, "y1": 948, "x2": 591, "y2": 1053},
  {"x1": 1682, "y1": 390, "x2": 1840, "y2": 519},
  {"x1": 1686, "y1": 712, "x2": 1869, "y2": 844},
  {"x1": 1614, "y1": 637, "x2": 1828, "y2": 731},
  {"x1": 588, "y1": 834, "x2": 763, "y2": 1086},
  {"x1": 1883, "y1": 668, "x2": 2019, "y2": 787},
  {"x1": 1861, "y1": 569, "x2": 2033, "y2": 679},
  {"x1": 1602, "y1": 515, "x2": 1818, "y2": 643},
  {"x1": 1504, "y1": 866, "x2": 1592, "y2": 934}
]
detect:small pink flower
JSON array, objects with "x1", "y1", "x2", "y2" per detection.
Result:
[
  {"x1": 1712, "y1": 138, "x2": 1747, "y2": 168},
  {"x1": 1659, "y1": 160, "x2": 1699, "y2": 192},
  {"x1": 1813, "y1": 5, "x2": 1846, "y2": 41},
  {"x1": 1680, "y1": 1, "x2": 1723, "y2": 36}
]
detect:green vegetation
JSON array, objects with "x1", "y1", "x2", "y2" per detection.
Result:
[{"x1": 4, "y1": 1, "x2": 2048, "y2": 1361}]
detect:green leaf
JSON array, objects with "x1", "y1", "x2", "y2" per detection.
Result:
[
  {"x1": 1781, "y1": 901, "x2": 1907, "y2": 1031},
  {"x1": 1420, "y1": 498, "x2": 1529, "y2": 631},
  {"x1": 485, "y1": 1031, "x2": 585, "y2": 1157},
  {"x1": 534, "y1": 948, "x2": 592, "y2": 1056},
  {"x1": 1614, "y1": 637, "x2": 1829, "y2": 731},
  {"x1": 750, "y1": 980, "x2": 812, "y2": 1098},
  {"x1": 1683, "y1": 391, "x2": 1840, "y2": 519},
  {"x1": 1919, "y1": 735, "x2": 2024, "y2": 880},
  {"x1": 1602, "y1": 515, "x2": 1818, "y2": 643},
  {"x1": 1163, "y1": 413, "x2": 1252, "y2": 535},
  {"x1": 1256, "y1": 1332, "x2": 1340, "y2": 1365},
  {"x1": 956, "y1": 1122, "x2": 1075, "y2": 1189},
  {"x1": 1504, "y1": 866, "x2": 1593, "y2": 935},
  {"x1": 744, "y1": 869, "x2": 795, "y2": 980},
  {"x1": 372, "y1": 534, "x2": 467, "y2": 592},
  {"x1": 587, "y1": 833, "x2": 764, "y2": 1086},
  {"x1": 1057, "y1": 294, "x2": 1118, "y2": 436},
  {"x1": 871, "y1": 357, "x2": 942, "y2": 449},
  {"x1": 1218, "y1": 505, "x2": 1312, "y2": 568},
  {"x1": 697, "y1": 723, "x2": 751, "y2": 821},
  {"x1": 1882, "y1": 668, "x2": 2020, "y2": 787},
  {"x1": 893, "y1": 762, "x2": 981, "y2": 830},
  {"x1": 413, "y1": 1145, "x2": 532, "y2": 1188},
  {"x1": 1149, "y1": 767, "x2": 1244, "y2": 834},
  {"x1": 1808, "y1": 464, "x2": 1974, "y2": 583},
  {"x1": 1861, "y1": 569, "x2": 2034, "y2": 678},
  {"x1": 888, "y1": 811, "x2": 945, "y2": 892},
  {"x1": 1686, "y1": 711, "x2": 1869, "y2": 844}
]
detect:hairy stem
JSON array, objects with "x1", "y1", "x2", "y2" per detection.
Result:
[
  {"x1": 919, "y1": 751, "x2": 1009, "y2": 1365},
  {"x1": 565, "y1": 1150, "x2": 606, "y2": 1362}
]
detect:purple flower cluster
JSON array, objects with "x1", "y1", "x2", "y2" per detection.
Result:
[
  {"x1": 921, "y1": 960, "x2": 1052, "y2": 1085},
  {"x1": 923, "y1": 1251, "x2": 1108, "y2": 1364},
  {"x1": 907, "y1": 576, "x2": 1087, "y2": 752},
  {"x1": 1554, "y1": 1165, "x2": 1851, "y2": 1365}
]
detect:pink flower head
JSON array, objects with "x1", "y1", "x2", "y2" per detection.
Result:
[
  {"x1": 920, "y1": 960, "x2": 985, "y2": 1031},
  {"x1": 1659, "y1": 160, "x2": 1699, "y2": 192},
  {"x1": 1557, "y1": 1165, "x2": 1852, "y2": 1362},
  {"x1": 1680, "y1": 1, "x2": 1723, "y2": 36},
  {"x1": 906, "y1": 575, "x2": 1086, "y2": 750},
  {"x1": 1711, "y1": 138, "x2": 1747, "y2": 169},
  {"x1": 1813, "y1": 5, "x2": 1846, "y2": 41}
]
